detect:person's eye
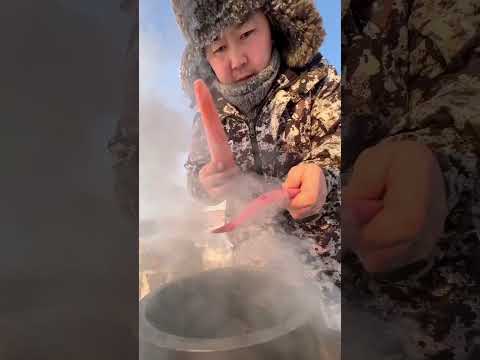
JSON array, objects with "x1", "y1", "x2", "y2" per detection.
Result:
[
  {"x1": 213, "y1": 45, "x2": 226, "y2": 54},
  {"x1": 240, "y1": 29, "x2": 255, "y2": 40}
]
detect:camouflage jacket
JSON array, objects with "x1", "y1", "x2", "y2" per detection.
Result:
[
  {"x1": 185, "y1": 54, "x2": 341, "y2": 282},
  {"x1": 343, "y1": 0, "x2": 480, "y2": 359}
]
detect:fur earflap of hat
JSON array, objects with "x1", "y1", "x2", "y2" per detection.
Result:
[{"x1": 172, "y1": 0, "x2": 326, "y2": 100}]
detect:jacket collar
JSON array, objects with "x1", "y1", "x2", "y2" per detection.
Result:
[{"x1": 213, "y1": 54, "x2": 328, "y2": 120}]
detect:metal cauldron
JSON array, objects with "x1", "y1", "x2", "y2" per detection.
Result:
[{"x1": 140, "y1": 268, "x2": 339, "y2": 360}]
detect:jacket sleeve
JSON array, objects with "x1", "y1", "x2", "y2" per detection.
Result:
[
  {"x1": 304, "y1": 64, "x2": 342, "y2": 204},
  {"x1": 279, "y1": 64, "x2": 341, "y2": 256},
  {"x1": 184, "y1": 113, "x2": 221, "y2": 205},
  {"x1": 381, "y1": 4, "x2": 479, "y2": 215}
]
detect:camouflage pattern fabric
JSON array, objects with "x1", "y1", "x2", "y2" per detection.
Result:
[
  {"x1": 342, "y1": 0, "x2": 480, "y2": 358},
  {"x1": 185, "y1": 54, "x2": 342, "y2": 286}
]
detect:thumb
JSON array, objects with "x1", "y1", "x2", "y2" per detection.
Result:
[
  {"x1": 341, "y1": 199, "x2": 382, "y2": 251},
  {"x1": 346, "y1": 199, "x2": 383, "y2": 225},
  {"x1": 283, "y1": 165, "x2": 304, "y2": 189}
]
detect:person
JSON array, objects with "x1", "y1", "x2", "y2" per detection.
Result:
[
  {"x1": 342, "y1": 0, "x2": 480, "y2": 358},
  {"x1": 171, "y1": 0, "x2": 341, "y2": 284}
]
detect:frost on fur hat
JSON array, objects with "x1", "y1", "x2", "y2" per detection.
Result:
[{"x1": 171, "y1": 0, "x2": 326, "y2": 99}]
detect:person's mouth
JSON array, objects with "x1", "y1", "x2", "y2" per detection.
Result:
[{"x1": 236, "y1": 74, "x2": 254, "y2": 82}]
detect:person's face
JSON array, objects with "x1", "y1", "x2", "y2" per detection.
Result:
[{"x1": 205, "y1": 11, "x2": 273, "y2": 85}]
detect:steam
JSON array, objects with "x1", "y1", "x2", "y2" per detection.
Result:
[
  {"x1": 139, "y1": 92, "x2": 208, "y2": 285},
  {"x1": 139, "y1": 97, "x2": 190, "y2": 217}
]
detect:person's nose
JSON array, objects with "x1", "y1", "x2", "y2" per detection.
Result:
[{"x1": 229, "y1": 46, "x2": 247, "y2": 71}]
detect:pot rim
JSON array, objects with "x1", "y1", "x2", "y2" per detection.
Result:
[{"x1": 139, "y1": 267, "x2": 322, "y2": 352}]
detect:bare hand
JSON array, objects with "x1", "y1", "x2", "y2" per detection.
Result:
[
  {"x1": 199, "y1": 161, "x2": 240, "y2": 201},
  {"x1": 343, "y1": 140, "x2": 448, "y2": 273},
  {"x1": 283, "y1": 163, "x2": 327, "y2": 219}
]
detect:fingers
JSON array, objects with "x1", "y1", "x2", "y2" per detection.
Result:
[
  {"x1": 343, "y1": 197, "x2": 383, "y2": 225},
  {"x1": 343, "y1": 143, "x2": 393, "y2": 202},
  {"x1": 283, "y1": 163, "x2": 326, "y2": 219},
  {"x1": 199, "y1": 161, "x2": 224, "y2": 177},
  {"x1": 288, "y1": 205, "x2": 316, "y2": 220},
  {"x1": 283, "y1": 164, "x2": 304, "y2": 189},
  {"x1": 357, "y1": 240, "x2": 413, "y2": 273},
  {"x1": 199, "y1": 161, "x2": 240, "y2": 200},
  {"x1": 348, "y1": 207, "x2": 429, "y2": 273},
  {"x1": 355, "y1": 142, "x2": 436, "y2": 249},
  {"x1": 293, "y1": 166, "x2": 321, "y2": 207},
  {"x1": 341, "y1": 197, "x2": 383, "y2": 251},
  {"x1": 208, "y1": 183, "x2": 234, "y2": 200},
  {"x1": 357, "y1": 228, "x2": 435, "y2": 273},
  {"x1": 285, "y1": 164, "x2": 319, "y2": 210},
  {"x1": 201, "y1": 165, "x2": 240, "y2": 189},
  {"x1": 285, "y1": 188, "x2": 301, "y2": 198},
  {"x1": 345, "y1": 141, "x2": 447, "y2": 273}
]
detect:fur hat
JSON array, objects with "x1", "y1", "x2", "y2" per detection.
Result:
[{"x1": 171, "y1": 0, "x2": 325, "y2": 99}]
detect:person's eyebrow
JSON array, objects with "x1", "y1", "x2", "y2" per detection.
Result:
[
  {"x1": 236, "y1": 15, "x2": 255, "y2": 31},
  {"x1": 236, "y1": 21, "x2": 247, "y2": 30},
  {"x1": 211, "y1": 16, "x2": 255, "y2": 43}
]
